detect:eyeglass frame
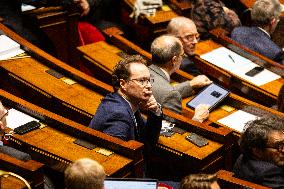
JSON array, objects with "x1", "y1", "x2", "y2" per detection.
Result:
[
  {"x1": 178, "y1": 33, "x2": 200, "y2": 42},
  {"x1": 266, "y1": 141, "x2": 284, "y2": 153},
  {"x1": 128, "y1": 77, "x2": 154, "y2": 86}
]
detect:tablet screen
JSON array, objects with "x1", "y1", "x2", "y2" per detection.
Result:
[
  {"x1": 104, "y1": 178, "x2": 157, "y2": 189},
  {"x1": 186, "y1": 83, "x2": 230, "y2": 111}
]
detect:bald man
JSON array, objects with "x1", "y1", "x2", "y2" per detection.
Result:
[{"x1": 150, "y1": 35, "x2": 211, "y2": 118}]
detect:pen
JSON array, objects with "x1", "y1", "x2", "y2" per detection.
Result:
[{"x1": 228, "y1": 54, "x2": 235, "y2": 63}]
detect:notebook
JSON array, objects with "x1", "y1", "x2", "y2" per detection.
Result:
[
  {"x1": 186, "y1": 83, "x2": 230, "y2": 112},
  {"x1": 104, "y1": 178, "x2": 158, "y2": 189}
]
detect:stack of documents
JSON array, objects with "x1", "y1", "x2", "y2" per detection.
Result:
[
  {"x1": 6, "y1": 108, "x2": 39, "y2": 129},
  {"x1": 217, "y1": 110, "x2": 258, "y2": 132},
  {"x1": 200, "y1": 47, "x2": 281, "y2": 86},
  {"x1": 0, "y1": 35, "x2": 25, "y2": 60}
]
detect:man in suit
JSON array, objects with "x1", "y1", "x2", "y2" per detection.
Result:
[
  {"x1": 233, "y1": 116, "x2": 284, "y2": 188},
  {"x1": 231, "y1": 0, "x2": 284, "y2": 63},
  {"x1": 149, "y1": 35, "x2": 212, "y2": 121},
  {"x1": 89, "y1": 55, "x2": 162, "y2": 143},
  {"x1": 167, "y1": 17, "x2": 201, "y2": 76}
]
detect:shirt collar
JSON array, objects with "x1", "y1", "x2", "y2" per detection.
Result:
[
  {"x1": 160, "y1": 67, "x2": 170, "y2": 81},
  {"x1": 257, "y1": 27, "x2": 270, "y2": 38}
]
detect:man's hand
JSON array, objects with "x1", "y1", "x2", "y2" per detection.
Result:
[
  {"x1": 74, "y1": 0, "x2": 90, "y2": 17},
  {"x1": 189, "y1": 75, "x2": 212, "y2": 88},
  {"x1": 192, "y1": 104, "x2": 210, "y2": 123},
  {"x1": 140, "y1": 95, "x2": 162, "y2": 115}
]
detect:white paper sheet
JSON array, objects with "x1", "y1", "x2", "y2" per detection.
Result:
[
  {"x1": 217, "y1": 110, "x2": 258, "y2": 132},
  {"x1": 0, "y1": 35, "x2": 25, "y2": 60},
  {"x1": 200, "y1": 47, "x2": 281, "y2": 86},
  {"x1": 6, "y1": 109, "x2": 39, "y2": 129}
]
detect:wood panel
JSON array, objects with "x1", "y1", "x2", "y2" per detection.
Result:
[
  {"x1": 216, "y1": 170, "x2": 271, "y2": 189},
  {"x1": 0, "y1": 89, "x2": 143, "y2": 177},
  {"x1": 0, "y1": 153, "x2": 44, "y2": 189}
]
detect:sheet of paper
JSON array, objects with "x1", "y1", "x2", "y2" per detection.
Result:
[
  {"x1": 0, "y1": 35, "x2": 25, "y2": 60},
  {"x1": 200, "y1": 47, "x2": 281, "y2": 86},
  {"x1": 6, "y1": 108, "x2": 39, "y2": 129},
  {"x1": 217, "y1": 110, "x2": 258, "y2": 132}
]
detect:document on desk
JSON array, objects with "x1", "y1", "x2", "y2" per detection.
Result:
[
  {"x1": 217, "y1": 110, "x2": 258, "y2": 132},
  {"x1": 6, "y1": 109, "x2": 39, "y2": 129},
  {"x1": 0, "y1": 35, "x2": 25, "y2": 60},
  {"x1": 200, "y1": 47, "x2": 281, "y2": 86}
]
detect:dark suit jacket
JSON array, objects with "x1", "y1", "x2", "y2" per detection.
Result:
[
  {"x1": 233, "y1": 154, "x2": 284, "y2": 189},
  {"x1": 231, "y1": 26, "x2": 284, "y2": 63},
  {"x1": 89, "y1": 92, "x2": 162, "y2": 144}
]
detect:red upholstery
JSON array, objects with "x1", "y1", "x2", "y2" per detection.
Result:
[{"x1": 78, "y1": 21, "x2": 105, "y2": 46}]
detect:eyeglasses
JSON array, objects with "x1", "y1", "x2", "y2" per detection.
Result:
[
  {"x1": 266, "y1": 142, "x2": 284, "y2": 153},
  {"x1": 179, "y1": 33, "x2": 200, "y2": 42},
  {"x1": 128, "y1": 78, "x2": 154, "y2": 86},
  {"x1": 0, "y1": 109, "x2": 8, "y2": 121}
]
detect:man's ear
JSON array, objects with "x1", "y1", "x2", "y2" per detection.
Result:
[{"x1": 119, "y1": 79, "x2": 127, "y2": 91}]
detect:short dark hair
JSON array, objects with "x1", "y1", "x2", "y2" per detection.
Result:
[
  {"x1": 179, "y1": 174, "x2": 218, "y2": 189},
  {"x1": 112, "y1": 55, "x2": 147, "y2": 91},
  {"x1": 151, "y1": 35, "x2": 182, "y2": 65},
  {"x1": 240, "y1": 116, "x2": 284, "y2": 157}
]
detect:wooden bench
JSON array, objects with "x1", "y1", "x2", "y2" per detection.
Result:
[
  {"x1": 22, "y1": 6, "x2": 81, "y2": 68},
  {"x1": 0, "y1": 152, "x2": 44, "y2": 189},
  {"x1": 0, "y1": 89, "x2": 143, "y2": 178}
]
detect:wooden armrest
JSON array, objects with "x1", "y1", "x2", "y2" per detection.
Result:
[{"x1": 216, "y1": 170, "x2": 271, "y2": 189}]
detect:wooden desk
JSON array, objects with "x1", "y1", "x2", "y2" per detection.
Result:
[
  {"x1": 0, "y1": 153, "x2": 44, "y2": 189},
  {"x1": 23, "y1": 6, "x2": 81, "y2": 67},
  {"x1": 77, "y1": 41, "x2": 237, "y2": 179},
  {"x1": 164, "y1": 0, "x2": 192, "y2": 17},
  {"x1": 216, "y1": 170, "x2": 271, "y2": 189},
  {"x1": 193, "y1": 39, "x2": 284, "y2": 107},
  {"x1": 0, "y1": 89, "x2": 143, "y2": 177},
  {"x1": 120, "y1": 0, "x2": 178, "y2": 49}
]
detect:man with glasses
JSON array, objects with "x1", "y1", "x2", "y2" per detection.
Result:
[
  {"x1": 89, "y1": 55, "x2": 162, "y2": 143},
  {"x1": 231, "y1": 0, "x2": 284, "y2": 64},
  {"x1": 167, "y1": 16, "x2": 201, "y2": 76},
  {"x1": 233, "y1": 116, "x2": 284, "y2": 188},
  {"x1": 150, "y1": 35, "x2": 212, "y2": 119}
]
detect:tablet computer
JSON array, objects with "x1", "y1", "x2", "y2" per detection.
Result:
[
  {"x1": 104, "y1": 178, "x2": 158, "y2": 189},
  {"x1": 186, "y1": 83, "x2": 230, "y2": 112}
]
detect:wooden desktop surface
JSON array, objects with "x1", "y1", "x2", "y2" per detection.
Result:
[
  {"x1": 194, "y1": 40, "x2": 284, "y2": 106},
  {"x1": 0, "y1": 89, "x2": 142, "y2": 177},
  {"x1": 78, "y1": 41, "x2": 235, "y2": 172},
  {"x1": 11, "y1": 126, "x2": 132, "y2": 176}
]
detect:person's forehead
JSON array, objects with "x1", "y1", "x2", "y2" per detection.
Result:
[
  {"x1": 129, "y1": 62, "x2": 150, "y2": 77},
  {"x1": 179, "y1": 23, "x2": 198, "y2": 35}
]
